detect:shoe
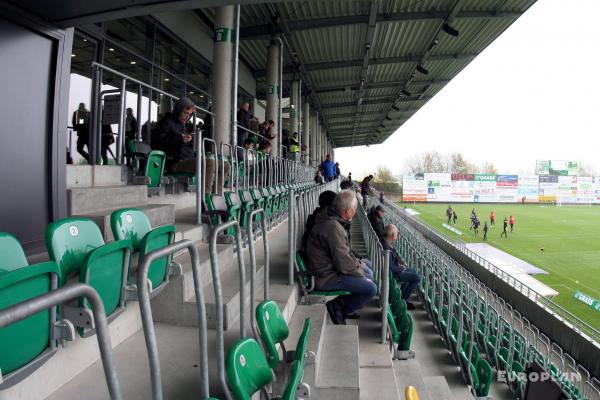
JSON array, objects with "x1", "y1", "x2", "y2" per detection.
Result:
[
  {"x1": 326, "y1": 299, "x2": 346, "y2": 325},
  {"x1": 345, "y1": 312, "x2": 360, "y2": 319},
  {"x1": 405, "y1": 301, "x2": 416, "y2": 310}
]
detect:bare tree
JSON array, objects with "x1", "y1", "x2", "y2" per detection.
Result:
[
  {"x1": 480, "y1": 161, "x2": 498, "y2": 174},
  {"x1": 450, "y1": 152, "x2": 479, "y2": 174},
  {"x1": 374, "y1": 165, "x2": 396, "y2": 182},
  {"x1": 405, "y1": 151, "x2": 448, "y2": 174}
]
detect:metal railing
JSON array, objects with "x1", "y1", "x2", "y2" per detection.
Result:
[
  {"x1": 385, "y1": 200, "x2": 600, "y2": 345},
  {"x1": 377, "y1": 198, "x2": 600, "y2": 396},
  {"x1": 356, "y1": 200, "x2": 390, "y2": 343},
  {"x1": 247, "y1": 209, "x2": 270, "y2": 340},
  {"x1": 135, "y1": 240, "x2": 209, "y2": 400}
]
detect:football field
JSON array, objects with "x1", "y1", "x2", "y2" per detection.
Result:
[{"x1": 398, "y1": 202, "x2": 600, "y2": 331}]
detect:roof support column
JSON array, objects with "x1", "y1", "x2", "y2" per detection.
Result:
[
  {"x1": 302, "y1": 101, "x2": 310, "y2": 165},
  {"x1": 212, "y1": 5, "x2": 235, "y2": 147},
  {"x1": 310, "y1": 112, "x2": 317, "y2": 166},
  {"x1": 266, "y1": 36, "x2": 281, "y2": 156},
  {"x1": 290, "y1": 80, "x2": 301, "y2": 135}
]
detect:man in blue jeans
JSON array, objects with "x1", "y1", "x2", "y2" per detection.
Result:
[
  {"x1": 305, "y1": 190, "x2": 377, "y2": 324},
  {"x1": 381, "y1": 224, "x2": 421, "y2": 310}
]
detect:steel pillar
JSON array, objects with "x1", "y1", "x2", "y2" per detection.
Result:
[
  {"x1": 213, "y1": 6, "x2": 235, "y2": 147},
  {"x1": 266, "y1": 36, "x2": 281, "y2": 156},
  {"x1": 302, "y1": 102, "x2": 310, "y2": 165}
]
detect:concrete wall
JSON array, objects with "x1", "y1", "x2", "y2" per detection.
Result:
[
  {"x1": 153, "y1": 11, "x2": 256, "y2": 96},
  {"x1": 395, "y1": 211, "x2": 600, "y2": 378}
]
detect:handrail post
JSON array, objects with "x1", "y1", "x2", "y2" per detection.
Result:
[
  {"x1": 248, "y1": 208, "x2": 269, "y2": 340},
  {"x1": 288, "y1": 187, "x2": 295, "y2": 285},
  {"x1": 116, "y1": 78, "x2": 127, "y2": 165},
  {"x1": 381, "y1": 250, "x2": 390, "y2": 343},
  {"x1": 137, "y1": 240, "x2": 209, "y2": 400},
  {"x1": 196, "y1": 114, "x2": 203, "y2": 225}
]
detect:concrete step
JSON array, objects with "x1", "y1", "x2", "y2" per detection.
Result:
[
  {"x1": 392, "y1": 358, "x2": 430, "y2": 400},
  {"x1": 78, "y1": 203, "x2": 175, "y2": 242},
  {"x1": 67, "y1": 165, "x2": 127, "y2": 188},
  {"x1": 423, "y1": 376, "x2": 455, "y2": 400},
  {"x1": 316, "y1": 324, "x2": 361, "y2": 400},
  {"x1": 68, "y1": 185, "x2": 148, "y2": 215},
  {"x1": 360, "y1": 367, "x2": 400, "y2": 400},
  {"x1": 150, "y1": 243, "x2": 234, "y2": 328}
]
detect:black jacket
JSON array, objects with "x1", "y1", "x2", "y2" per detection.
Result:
[
  {"x1": 151, "y1": 113, "x2": 194, "y2": 167},
  {"x1": 382, "y1": 240, "x2": 407, "y2": 279},
  {"x1": 368, "y1": 211, "x2": 385, "y2": 240}
]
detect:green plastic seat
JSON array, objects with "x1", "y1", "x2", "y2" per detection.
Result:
[
  {"x1": 0, "y1": 261, "x2": 61, "y2": 386},
  {"x1": 250, "y1": 188, "x2": 266, "y2": 222},
  {"x1": 225, "y1": 337, "x2": 272, "y2": 400},
  {"x1": 255, "y1": 300, "x2": 311, "y2": 371},
  {"x1": 294, "y1": 251, "x2": 351, "y2": 297},
  {"x1": 205, "y1": 194, "x2": 238, "y2": 237},
  {"x1": 280, "y1": 360, "x2": 304, "y2": 400},
  {"x1": 110, "y1": 208, "x2": 176, "y2": 291},
  {"x1": 224, "y1": 191, "x2": 243, "y2": 225},
  {"x1": 0, "y1": 232, "x2": 29, "y2": 275},
  {"x1": 126, "y1": 140, "x2": 166, "y2": 191},
  {"x1": 396, "y1": 312, "x2": 414, "y2": 351},
  {"x1": 474, "y1": 359, "x2": 493, "y2": 397},
  {"x1": 238, "y1": 190, "x2": 255, "y2": 230},
  {"x1": 46, "y1": 217, "x2": 130, "y2": 334}
]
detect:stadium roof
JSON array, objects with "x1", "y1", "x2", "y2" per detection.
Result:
[{"x1": 15, "y1": 0, "x2": 536, "y2": 148}]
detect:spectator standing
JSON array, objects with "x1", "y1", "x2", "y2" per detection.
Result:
[
  {"x1": 125, "y1": 108, "x2": 138, "y2": 141},
  {"x1": 237, "y1": 102, "x2": 251, "y2": 145},
  {"x1": 446, "y1": 205, "x2": 453, "y2": 224},
  {"x1": 382, "y1": 224, "x2": 421, "y2": 309},
  {"x1": 380, "y1": 191, "x2": 385, "y2": 204},
  {"x1": 305, "y1": 191, "x2": 377, "y2": 325},
  {"x1": 335, "y1": 162, "x2": 341, "y2": 179},
  {"x1": 319, "y1": 154, "x2": 336, "y2": 182},
  {"x1": 360, "y1": 175, "x2": 374, "y2": 208},
  {"x1": 289, "y1": 132, "x2": 300, "y2": 161},
  {"x1": 72, "y1": 103, "x2": 90, "y2": 162}
]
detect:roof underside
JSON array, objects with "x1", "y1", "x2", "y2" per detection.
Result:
[{"x1": 228, "y1": 0, "x2": 536, "y2": 148}]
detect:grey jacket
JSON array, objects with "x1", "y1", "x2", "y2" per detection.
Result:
[{"x1": 305, "y1": 206, "x2": 364, "y2": 289}]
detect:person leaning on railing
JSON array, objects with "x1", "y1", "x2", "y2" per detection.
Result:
[
  {"x1": 304, "y1": 190, "x2": 377, "y2": 325},
  {"x1": 381, "y1": 224, "x2": 421, "y2": 310}
]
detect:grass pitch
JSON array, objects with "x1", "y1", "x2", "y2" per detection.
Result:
[{"x1": 398, "y1": 202, "x2": 600, "y2": 331}]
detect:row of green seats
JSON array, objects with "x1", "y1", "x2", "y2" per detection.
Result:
[
  {"x1": 387, "y1": 273, "x2": 414, "y2": 359},
  {"x1": 0, "y1": 208, "x2": 176, "y2": 387},
  {"x1": 226, "y1": 299, "x2": 311, "y2": 400}
]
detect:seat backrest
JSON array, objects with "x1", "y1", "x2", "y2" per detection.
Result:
[
  {"x1": 146, "y1": 150, "x2": 166, "y2": 188},
  {"x1": 130, "y1": 140, "x2": 152, "y2": 156},
  {"x1": 110, "y1": 208, "x2": 152, "y2": 251},
  {"x1": 294, "y1": 318, "x2": 312, "y2": 365},
  {"x1": 225, "y1": 191, "x2": 242, "y2": 207},
  {"x1": 0, "y1": 232, "x2": 29, "y2": 274},
  {"x1": 83, "y1": 240, "x2": 131, "y2": 316},
  {"x1": 294, "y1": 250, "x2": 311, "y2": 288},
  {"x1": 255, "y1": 300, "x2": 290, "y2": 369},
  {"x1": 0, "y1": 261, "x2": 60, "y2": 375},
  {"x1": 280, "y1": 360, "x2": 303, "y2": 400},
  {"x1": 46, "y1": 218, "x2": 105, "y2": 280},
  {"x1": 139, "y1": 225, "x2": 175, "y2": 290},
  {"x1": 225, "y1": 337, "x2": 273, "y2": 400}
]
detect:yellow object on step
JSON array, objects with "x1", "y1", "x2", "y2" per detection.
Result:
[{"x1": 405, "y1": 385, "x2": 420, "y2": 400}]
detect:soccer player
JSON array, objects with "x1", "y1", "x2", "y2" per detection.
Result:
[
  {"x1": 509, "y1": 214, "x2": 515, "y2": 232},
  {"x1": 483, "y1": 221, "x2": 488, "y2": 240},
  {"x1": 501, "y1": 217, "x2": 508, "y2": 238},
  {"x1": 446, "y1": 205, "x2": 452, "y2": 224},
  {"x1": 473, "y1": 218, "x2": 480, "y2": 235},
  {"x1": 453, "y1": 211, "x2": 457, "y2": 224},
  {"x1": 490, "y1": 211, "x2": 495, "y2": 226}
]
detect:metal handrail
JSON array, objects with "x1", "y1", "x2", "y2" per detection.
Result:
[
  {"x1": 247, "y1": 208, "x2": 269, "y2": 340},
  {"x1": 209, "y1": 220, "x2": 246, "y2": 400},
  {"x1": 0, "y1": 283, "x2": 122, "y2": 400},
  {"x1": 385, "y1": 200, "x2": 600, "y2": 345},
  {"x1": 136, "y1": 240, "x2": 208, "y2": 400}
]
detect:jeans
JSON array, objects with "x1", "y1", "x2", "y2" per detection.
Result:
[
  {"x1": 394, "y1": 268, "x2": 421, "y2": 300},
  {"x1": 323, "y1": 273, "x2": 377, "y2": 314},
  {"x1": 361, "y1": 259, "x2": 374, "y2": 281}
]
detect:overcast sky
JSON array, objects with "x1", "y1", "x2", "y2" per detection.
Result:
[{"x1": 335, "y1": 0, "x2": 600, "y2": 179}]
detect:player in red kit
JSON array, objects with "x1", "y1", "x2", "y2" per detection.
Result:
[
  {"x1": 490, "y1": 211, "x2": 495, "y2": 226},
  {"x1": 509, "y1": 215, "x2": 515, "y2": 232}
]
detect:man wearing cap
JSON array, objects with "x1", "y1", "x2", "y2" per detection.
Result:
[
  {"x1": 368, "y1": 205, "x2": 385, "y2": 241},
  {"x1": 382, "y1": 224, "x2": 421, "y2": 309}
]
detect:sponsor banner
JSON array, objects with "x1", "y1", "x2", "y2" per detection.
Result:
[
  {"x1": 573, "y1": 291, "x2": 600, "y2": 314},
  {"x1": 473, "y1": 179, "x2": 498, "y2": 202},
  {"x1": 576, "y1": 177, "x2": 594, "y2": 202},
  {"x1": 518, "y1": 175, "x2": 539, "y2": 203},
  {"x1": 403, "y1": 175, "x2": 428, "y2": 202},
  {"x1": 425, "y1": 173, "x2": 452, "y2": 201},
  {"x1": 496, "y1": 175, "x2": 518, "y2": 187},
  {"x1": 496, "y1": 175, "x2": 518, "y2": 202},
  {"x1": 537, "y1": 160, "x2": 578, "y2": 176},
  {"x1": 536, "y1": 160, "x2": 550, "y2": 175},
  {"x1": 451, "y1": 173, "x2": 474, "y2": 181},
  {"x1": 474, "y1": 174, "x2": 496, "y2": 182},
  {"x1": 449, "y1": 180, "x2": 474, "y2": 202},
  {"x1": 539, "y1": 175, "x2": 558, "y2": 183},
  {"x1": 558, "y1": 176, "x2": 578, "y2": 203}
]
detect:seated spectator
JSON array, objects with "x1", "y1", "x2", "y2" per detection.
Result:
[
  {"x1": 368, "y1": 205, "x2": 385, "y2": 241},
  {"x1": 305, "y1": 190, "x2": 377, "y2": 325},
  {"x1": 314, "y1": 170, "x2": 324, "y2": 184},
  {"x1": 151, "y1": 97, "x2": 196, "y2": 172},
  {"x1": 301, "y1": 190, "x2": 336, "y2": 251},
  {"x1": 237, "y1": 102, "x2": 251, "y2": 145},
  {"x1": 382, "y1": 224, "x2": 421, "y2": 309},
  {"x1": 319, "y1": 154, "x2": 336, "y2": 182},
  {"x1": 259, "y1": 120, "x2": 276, "y2": 141}
]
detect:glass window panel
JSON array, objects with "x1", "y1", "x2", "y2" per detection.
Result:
[
  {"x1": 154, "y1": 27, "x2": 186, "y2": 78},
  {"x1": 105, "y1": 17, "x2": 154, "y2": 59}
]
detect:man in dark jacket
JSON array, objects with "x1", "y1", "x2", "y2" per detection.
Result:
[
  {"x1": 305, "y1": 191, "x2": 377, "y2": 324},
  {"x1": 151, "y1": 97, "x2": 196, "y2": 172},
  {"x1": 360, "y1": 175, "x2": 373, "y2": 208},
  {"x1": 382, "y1": 224, "x2": 421, "y2": 309},
  {"x1": 237, "y1": 102, "x2": 251, "y2": 145},
  {"x1": 368, "y1": 205, "x2": 385, "y2": 241}
]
